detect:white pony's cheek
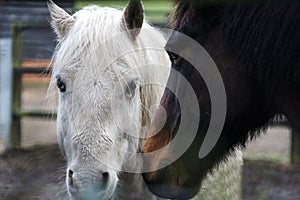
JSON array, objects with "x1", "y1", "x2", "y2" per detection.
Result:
[
  {"x1": 108, "y1": 138, "x2": 128, "y2": 166},
  {"x1": 56, "y1": 122, "x2": 66, "y2": 157},
  {"x1": 57, "y1": 104, "x2": 66, "y2": 155},
  {"x1": 57, "y1": 93, "x2": 73, "y2": 158},
  {"x1": 119, "y1": 95, "x2": 141, "y2": 135}
]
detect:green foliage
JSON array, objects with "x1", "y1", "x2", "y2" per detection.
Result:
[{"x1": 75, "y1": 0, "x2": 171, "y2": 22}]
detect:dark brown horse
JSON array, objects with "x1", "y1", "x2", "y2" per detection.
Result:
[{"x1": 142, "y1": 0, "x2": 300, "y2": 199}]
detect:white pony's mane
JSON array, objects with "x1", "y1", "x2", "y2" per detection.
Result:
[{"x1": 49, "y1": 5, "x2": 170, "y2": 138}]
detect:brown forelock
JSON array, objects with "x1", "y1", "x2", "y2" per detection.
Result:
[
  {"x1": 144, "y1": 106, "x2": 173, "y2": 153},
  {"x1": 143, "y1": 102, "x2": 173, "y2": 181},
  {"x1": 143, "y1": 125, "x2": 171, "y2": 181}
]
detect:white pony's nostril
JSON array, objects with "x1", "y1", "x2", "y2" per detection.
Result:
[
  {"x1": 102, "y1": 172, "x2": 109, "y2": 184},
  {"x1": 68, "y1": 169, "x2": 76, "y2": 189},
  {"x1": 102, "y1": 172, "x2": 109, "y2": 178}
]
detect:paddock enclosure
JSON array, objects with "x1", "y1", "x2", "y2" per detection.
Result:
[{"x1": 0, "y1": 0, "x2": 299, "y2": 200}]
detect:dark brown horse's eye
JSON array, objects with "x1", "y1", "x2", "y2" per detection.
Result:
[
  {"x1": 168, "y1": 52, "x2": 179, "y2": 61},
  {"x1": 167, "y1": 51, "x2": 183, "y2": 66},
  {"x1": 56, "y1": 75, "x2": 66, "y2": 92}
]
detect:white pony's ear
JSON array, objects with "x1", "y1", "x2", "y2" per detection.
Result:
[
  {"x1": 47, "y1": 0, "x2": 75, "y2": 40},
  {"x1": 123, "y1": 0, "x2": 144, "y2": 40}
]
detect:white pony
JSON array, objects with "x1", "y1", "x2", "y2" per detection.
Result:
[{"x1": 48, "y1": 0, "x2": 242, "y2": 199}]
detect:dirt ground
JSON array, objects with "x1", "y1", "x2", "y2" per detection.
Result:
[
  {"x1": 0, "y1": 77, "x2": 299, "y2": 200},
  {"x1": 0, "y1": 145, "x2": 66, "y2": 200},
  {"x1": 243, "y1": 160, "x2": 300, "y2": 200},
  {"x1": 0, "y1": 145, "x2": 300, "y2": 200}
]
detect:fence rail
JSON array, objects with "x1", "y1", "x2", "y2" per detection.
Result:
[{"x1": 14, "y1": 68, "x2": 52, "y2": 75}]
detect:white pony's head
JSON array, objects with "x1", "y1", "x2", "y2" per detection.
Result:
[{"x1": 48, "y1": 0, "x2": 169, "y2": 199}]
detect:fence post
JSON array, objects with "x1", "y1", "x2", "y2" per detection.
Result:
[
  {"x1": 10, "y1": 23, "x2": 23, "y2": 148},
  {"x1": 0, "y1": 38, "x2": 13, "y2": 149},
  {"x1": 291, "y1": 128, "x2": 300, "y2": 164}
]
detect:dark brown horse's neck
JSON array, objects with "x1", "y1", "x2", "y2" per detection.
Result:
[{"x1": 202, "y1": 25, "x2": 277, "y2": 145}]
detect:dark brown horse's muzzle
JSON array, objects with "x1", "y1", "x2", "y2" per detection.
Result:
[{"x1": 142, "y1": 164, "x2": 200, "y2": 199}]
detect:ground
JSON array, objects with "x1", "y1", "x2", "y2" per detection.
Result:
[
  {"x1": 243, "y1": 160, "x2": 300, "y2": 200},
  {"x1": 0, "y1": 145, "x2": 66, "y2": 200},
  {"x1": 0, "y1": 145, "x2": 300, "y2": 200}
]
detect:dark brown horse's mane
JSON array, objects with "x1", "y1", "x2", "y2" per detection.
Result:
[{"x1": 170, "y1": 0, "x2": 300, "y2": 88}]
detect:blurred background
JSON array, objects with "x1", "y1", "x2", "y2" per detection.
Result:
[{"x1": 0, "y1": 0, "x2": 299, "y2": 200}]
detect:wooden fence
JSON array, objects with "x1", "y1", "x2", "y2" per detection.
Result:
[
  {"x1": 0, "y1": 0, "x2": 74, "y2": 149},
  {"x1": 10, "y1": 22, "x2": 55, "y2": 147}
]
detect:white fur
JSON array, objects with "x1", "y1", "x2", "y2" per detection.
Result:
[
  {"x1": 49, "y1": 3, "x2": 169, "y2": 200},
  {"x1": 48, "y1": 0, "x2": 75, "y2": 39}
]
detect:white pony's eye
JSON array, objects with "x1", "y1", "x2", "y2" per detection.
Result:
[
  {"x1": 56, "y1": 75, "x2": 66, "y2": 92},
  {"x1": 125, "y1": 80, "x2": 137, "y2": 99}
]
